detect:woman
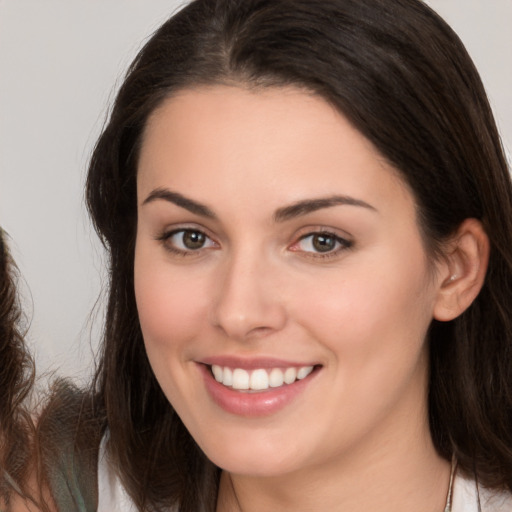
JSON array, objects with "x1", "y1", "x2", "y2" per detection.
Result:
[
  {"x1": 0, "y1": 229, "x2": 34, "y2": 510},
  {"x1": 38, "y1": 0, "x2": 512, "y2": 510}
]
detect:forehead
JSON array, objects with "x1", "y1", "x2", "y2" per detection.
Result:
[
  {"x1": 137, "y1": 85, "x2": 412, "y2": 215},
  {"x1": 140, "y1": 85, "x2": 349, "y2": 160}
]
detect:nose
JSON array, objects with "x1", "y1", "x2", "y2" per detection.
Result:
[{"x1": 211, "y1": 250, "x2": 287, "y2": 341}]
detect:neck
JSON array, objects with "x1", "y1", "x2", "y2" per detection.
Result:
[{"x1": 216, "y1": 412, "x2": 451, "y2": 512}]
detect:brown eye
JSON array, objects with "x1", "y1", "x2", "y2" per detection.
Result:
[
  {"x1": 312, "y1": 233, "x2": 336, "y2": 252},
  {"x1": 182, "y1": 230, "x2": 206, "y2": 249},
  {"x1": 292, "y1": 231, "x2": 352, "y2": 256},
  {"x1": 161, "y1": 229, "x2": 216, "y2": 253}
]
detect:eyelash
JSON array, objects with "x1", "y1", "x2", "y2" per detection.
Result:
[
  {"x1": 289, "y1": 231, "x2": 353, "y2": 260},
  {"x1": 156, "y1": 228, "x2": 353, "y2": 260},
  {"x1": 156, "y1": 228, "x2": 218, "y2": 257}
]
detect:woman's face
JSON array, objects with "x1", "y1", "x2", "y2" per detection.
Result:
[{"x1": 135, "y1": 85, "x2": 444, "y2": 477}]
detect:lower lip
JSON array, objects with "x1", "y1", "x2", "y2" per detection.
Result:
[{"x1": 199, "y1": 364, "x2": 318, "y2": 417}]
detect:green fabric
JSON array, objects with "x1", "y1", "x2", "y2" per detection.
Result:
[
  {"x1": 38, "y1": 382, "x2": 103, "y2": 512},
  {"x1": 46, "y1": 441, "x2": 97, "y2": 512}
]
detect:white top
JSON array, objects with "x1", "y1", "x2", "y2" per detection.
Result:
[
  {"x1": 451, "y1": 472, "x2": 512, "y2": 512},
  {"x1": 97, "y1": 436, "x2": 138, "y2": 512},
  {"x1": 97, "y1": 436, "x2": 512, "y2": 511}
]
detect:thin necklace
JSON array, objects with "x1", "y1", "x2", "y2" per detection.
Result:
[
  {"x1": 444, "y1": 457, "x2": 457, "y2": 512},
  {"x1": 228, "y1": 457, "x2": 458, "y2": 512}
]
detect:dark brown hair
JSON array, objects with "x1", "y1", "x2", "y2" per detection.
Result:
[
  {"x1": 0, "y1": 229, "x2": 35, "y2": 507},
  {"x1": 42, "y1": 0, "x2": 512, "y2": 510}
]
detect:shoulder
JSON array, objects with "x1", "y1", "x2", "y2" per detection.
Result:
[
  {"x1": 37, "y1": 380, "x2": 104, "y2": 512},
  {"x1": 97, "y1": 434, "x2": 137, "y2": 512},
  {"x1": 452, "y1": 472, "x2": 512, "y2": 512},
  {"x1": 479, "y1": 485, "x2": 512, "y2": 512},
  {"x1": 97, "y1": 433, "x2": 180, "y2": 512}
]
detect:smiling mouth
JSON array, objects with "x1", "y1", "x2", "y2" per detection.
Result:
[{"x1": 209, "y1": 364, "x2": 317, "y2": 391}]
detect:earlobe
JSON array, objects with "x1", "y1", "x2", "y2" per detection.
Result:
[{"x1": 433, "y1": 218, "x2": 490, "y2": 322}]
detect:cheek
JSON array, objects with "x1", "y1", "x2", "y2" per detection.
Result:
[
  {"x1": 134, "y1": 248, "x2": 210, "y2": 359},
  {"x1": 291, "y1": 258, "x2": 434, "y2": 433},
  {"x1": 293, "y1": 249, "x2": 435, "y2": 362}
]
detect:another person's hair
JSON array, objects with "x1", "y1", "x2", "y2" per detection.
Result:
[
  {"x1": 0, "y1": 229, "x2": 34, "y2": 506},
  {"x1": 40, "y1": 0, "x2": 512, "y2": 510}
]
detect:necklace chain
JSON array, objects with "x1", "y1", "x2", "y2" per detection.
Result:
[
  {"x1": 444, "y1": 457, "x2": 457, "y2": 512},
  {"x1": 228, "y1": 457, "x2": 457, "y2": 512}
]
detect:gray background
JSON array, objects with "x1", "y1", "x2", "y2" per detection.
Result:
[{"x1": 0, "y1": 1, "x2": 510, "y2": 381}]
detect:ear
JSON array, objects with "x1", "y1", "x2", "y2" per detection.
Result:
[{"x1": 433, "y1": 218, "x2": 490, "y2": 322}]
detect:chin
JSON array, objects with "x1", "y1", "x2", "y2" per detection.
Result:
[
  {"x1": 196, "y1": 430, "x2": 308, "y2": 477},
  {"x1": 212, "y1": 455, "x2": 299, "y2": 478}
]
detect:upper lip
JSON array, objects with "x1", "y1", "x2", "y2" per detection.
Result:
[{"x1": 199, "y1": 356, "x2": 320, "y2": 369}]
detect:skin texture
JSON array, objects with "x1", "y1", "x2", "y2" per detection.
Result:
[{"x1": 134, "y1": 85, "x2": 488, "y2": 511}]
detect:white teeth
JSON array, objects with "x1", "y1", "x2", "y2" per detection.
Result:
[
  {"x1": 250, "y1": 369, "x2": 269, "y2": 390},
  {"x1": 284, "y1": 367, "x2": 297, "y2": 384},
  {"x1": 212, "y1": 364, "x2": 223, "y2": 382},
  {"x1": 297, "y1": 366, "x2": 314, "y2": 380},
  {"x1": 223, "y1": 367, "x2": 233, "y2": 386},
  {"x1": 211, "y1": 365, "x2": 314, "y2": 391},
  {"x1": 269, "y1": 368, "x2": 284, "y2": 388},
  {"x1": 232, "y1": 368, "x2": 250, "y2": 390}
]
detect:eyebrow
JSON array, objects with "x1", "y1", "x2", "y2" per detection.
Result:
[
  {"x1": 142, "y1": 188, "x2": 216, "y2": 218},
  {"x1": 142, "y1": 188, "x2": 377, "y2": 221},
  {"x1": 274, "y1": 195, "x2": 377, "y2": 222}
]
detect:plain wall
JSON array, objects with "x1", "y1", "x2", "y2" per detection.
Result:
[{"x1": 0, "y1": 1, "x2": 511, "y2": 380}]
